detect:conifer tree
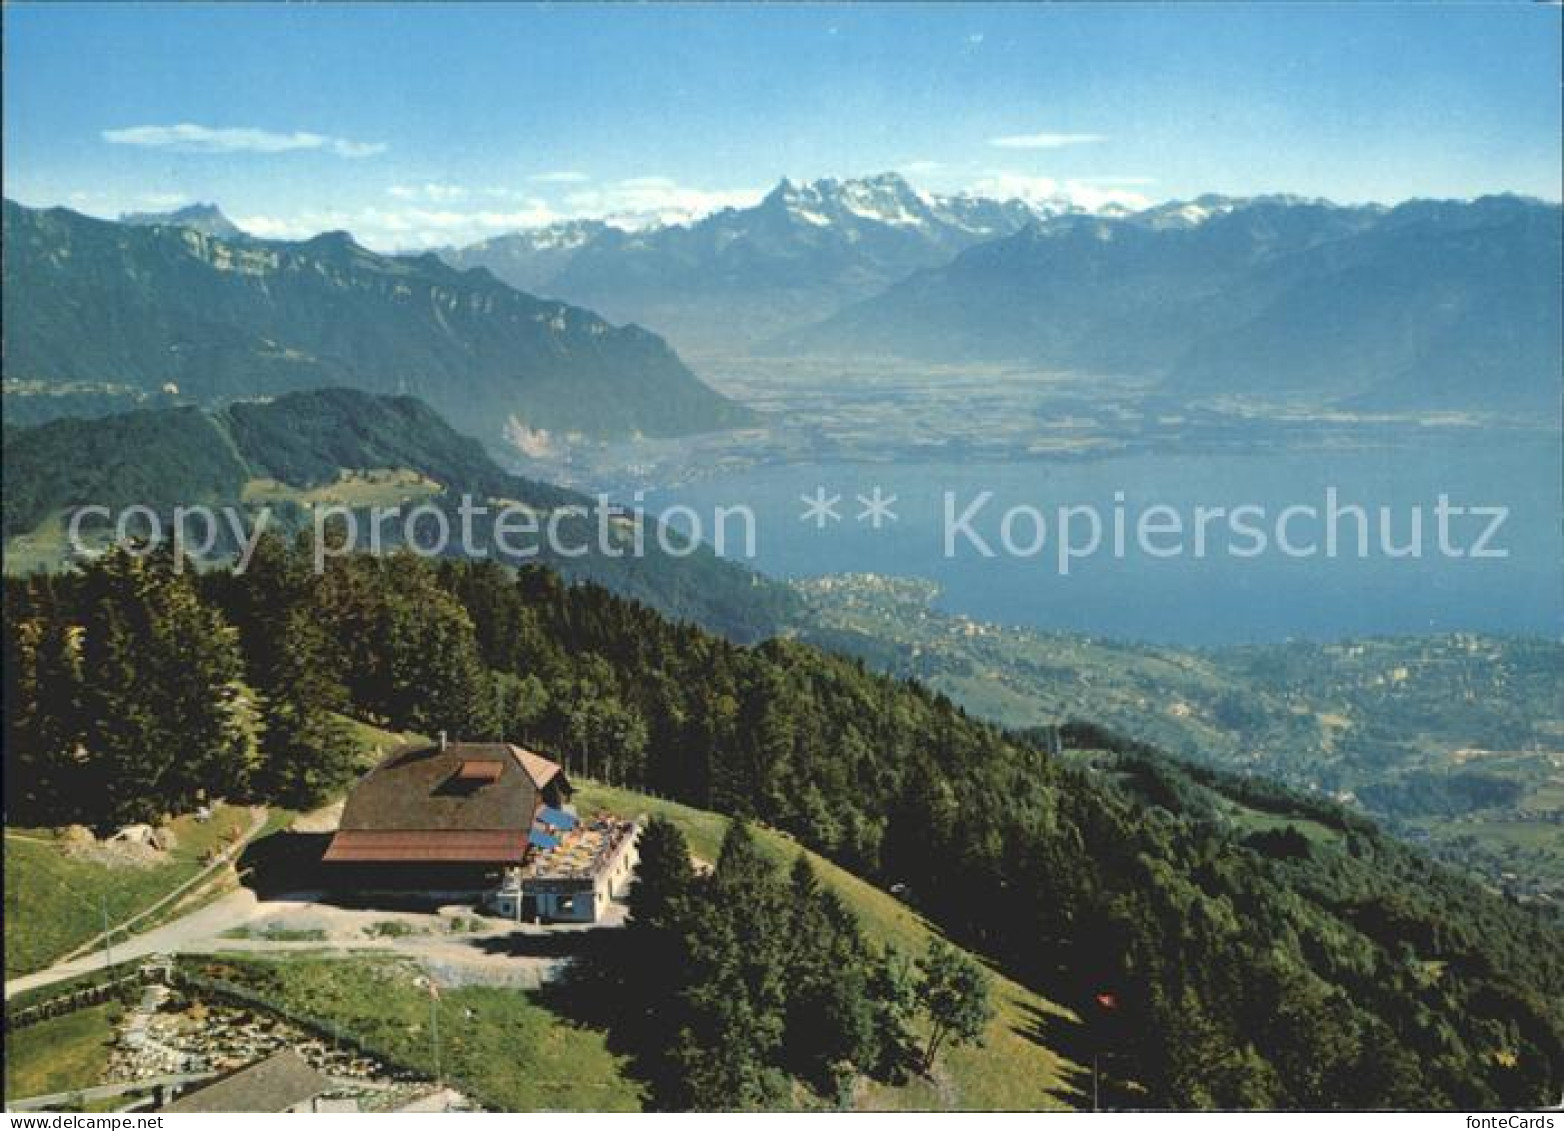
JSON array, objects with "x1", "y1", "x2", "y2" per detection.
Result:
[
  {"x1": 679, "y1": 821, "x2": 791, "y2": 1109},
  {"x1": 75, "y1": 547, "x2": 253, "y2": 824},
  {"x1": 781, "y1": 855, "x2": 880, "y2": 1099},
  {"x1": 627, "y1": 816, "x2": 695, "y2": 933},
  {"x1": 2, "y1": 578, "x2": 84, "y2": 820},
  {"x1": 255, "y1": 605, "x2": 359, "y2": 807}
]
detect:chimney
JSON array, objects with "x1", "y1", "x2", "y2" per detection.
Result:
[{"x1": 439, "y1": 730, "x2": 448, "y2": 751}]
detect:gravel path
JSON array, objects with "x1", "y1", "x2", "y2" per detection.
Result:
[{"x1": 8, "y1": 887, "x2": 620, "y2": 999}]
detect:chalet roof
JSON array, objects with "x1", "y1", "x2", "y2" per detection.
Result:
[
  {"x1": 323, "y1": 829, "x2": 531, "y2": 864},
  {"x1": 517, "y1": 747, "x2": 564, "y2": 790},
  {"x1": 161, "y1": 1048, "x2": 327, "y2": 1113},
  {"x1": 324, "y1": 741, "x2": 567, "y2": 864}
]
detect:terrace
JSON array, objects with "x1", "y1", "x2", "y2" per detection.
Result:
[{"x1": 519, "y1": 817, "x2": 636, "y2": 884}]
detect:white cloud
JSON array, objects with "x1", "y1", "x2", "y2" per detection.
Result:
[
  {"x1": 227, "y1": 174, "x2": 759, "y2": 250},
  {"x1": 102, "y1": 123, "x2": 386, "y2": 158},
  {"x1": 126, "y1": 192, "x2": 193, "y2": 211},
  {"x1": 1073, "y1": 175, "x2": 1159, "y2": 187},
  {"x1": 390, "y1": 178, "x2": 588, "y2": 203},
  {"x1": 1060, "y1": 182, "x2": 1154, "y2": 213},
  {"x1": 388, "y1": 183, "x2": 470, "y2": 202},
  {"x1": 966, "y1": 171, "x2": 1153, "y2": 213},
  {"x1": 562, "y1": 176, "x2": 763, "y2": 228},
  {"x1": 236, "y1": 201, "x2": 562, "y2": 250},
  {"x1": 988, "y1": 131, "x2": 1105, "y2": 150}
]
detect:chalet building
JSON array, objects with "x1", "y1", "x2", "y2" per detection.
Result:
[
  {"x1": 159, "y1": 1048, "x2": 329, "y2": 1113},
  {"x1": 487, "y1": 812, "x2": 640, "y2": 924},
  {"x1": 323, "y1": 736, "x2": 637, "y2": 923}
]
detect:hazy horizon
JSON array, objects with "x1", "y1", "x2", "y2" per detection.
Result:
[{"x1": 5, "y1": 3, "x2": 1559, "y2": 249}]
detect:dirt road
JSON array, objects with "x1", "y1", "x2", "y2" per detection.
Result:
[{"x1": 6, "y1": 888, "x2": 617, "y2": 999}]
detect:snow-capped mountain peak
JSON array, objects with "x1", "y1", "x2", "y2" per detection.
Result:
[{"x1": 761, "y1": 173, "x2": 942, "y2": 230}]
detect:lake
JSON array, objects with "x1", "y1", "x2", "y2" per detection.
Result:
[{"x1": 644, "y1": 438, "x2": 1562, "y2": 644}]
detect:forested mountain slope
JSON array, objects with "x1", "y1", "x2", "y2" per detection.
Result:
[
  {"x1": 795, "y1": 575, "x2": 1564, "y2": 906},
  {"x1": 2, "y1": 199, "x2": 752, "y2": 440},
  {"x1": 1, "y1": 389, "x2": 795, "y2": 641},
  {"x1": 6, "y1": 548, "x2": 1560, "y2": 1109}
]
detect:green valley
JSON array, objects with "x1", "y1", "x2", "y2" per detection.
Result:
[{"x1": 796, "y1": 574, "x2": 1564, "y2": 907}]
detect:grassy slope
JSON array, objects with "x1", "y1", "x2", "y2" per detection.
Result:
[
  {"x1": 2, "y1": 472, "x2": 443, "y2": 576},
  {"x1": 3, "y1": 720, "x2": 420, "y2": 978},
  {"x1": 5, "y1": 762, "x2": 1074, "y2": 1109},
  {"x1": 575, "y1": 781, "x2": 1079, "y2": 1111},
  {"x1": 212, "y1": 784, "x2": 1077, "y2": 1112},
  {"x1": 2, "y1": 1000, "x2": 124, "y2": 1102},
  {"x1": 196, "y1": 954, "x2": 642, "y2": 1112},
  {"x1": 240, "y1": 469, "x2": 443, "y2": 510},
  {"x1": 2, "y1": 512, "x2": 77, "y2": 575},
  {"x1": 3, "y1": 805, "x2": 253, "y2": 977}
]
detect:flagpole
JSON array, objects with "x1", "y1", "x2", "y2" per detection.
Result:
[
  {"x1": 430, "y1": 988, "x2": 442, "y2": 1088},
  {"x1": 1090, "y1": 988, "x2": 1118, "y2": 1113},
  {"x1": 420, "y1": 974, "x2": 443, "y2": 1093},
  {"x1": 101, "y1": 893, "x2": 114, "y2": 969}
]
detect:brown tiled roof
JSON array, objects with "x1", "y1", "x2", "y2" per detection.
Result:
[
  {"x1": 161, "y1": 1048, "x2": 327, "y2": 1113},
  {"x1": 323, "y1": 829, "x2": 530, "y2": 863},
  {"x1": 517, "y1": 748, "x2": 564, "y2": 790},
  {"x1": 325, "y1": 741, "x2": 569, "y2": 865}
]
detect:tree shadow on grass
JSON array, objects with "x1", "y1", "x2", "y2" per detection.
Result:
[
  {"x1": 236, "y1": 830, "x2": 332, "y2": 899},
  {"x1": 236, "y1": 832, "x2": 495, "y2": 913},
  {"x1": 526, "y1": 931, "x2": 683, "y2": 1109},
  {"x1": 1011, "y1": 996, "x2": 1139, "y2": 1112},
  {"x1": 467, "y1": 929, "x2": 621, "y2": 961}
]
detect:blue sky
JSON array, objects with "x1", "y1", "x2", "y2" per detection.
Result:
[{"x1": 4, "y1": 3, "x2": 1559, "y2": 249}]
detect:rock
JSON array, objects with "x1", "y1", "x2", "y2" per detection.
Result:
[
  {"x1": 149, "y1": 826, "x2": 179, "y2": 851},
  {"x1": 111, "y1": 823, "x2": 154, "y2": 845}
]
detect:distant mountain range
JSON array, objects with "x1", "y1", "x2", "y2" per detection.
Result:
[
  {"x1": 2, "y1": 200, "x2": 752, "y2": 441},
  {"x1": 1, "y1": 387, "x2": 797, "y2": 640},
  {"x1": 775, "y1": 194, "x2": 1562, "y2": 416},
  {"x1": 441, "y1": 173, "x2": 1053, "y2": 351},
  {"x1": 13, "y1": 183, "x2": 1556, "y2": 428},
  {"x1": 442, "y1": 180, "x2": 1561, "y2": 417}
]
